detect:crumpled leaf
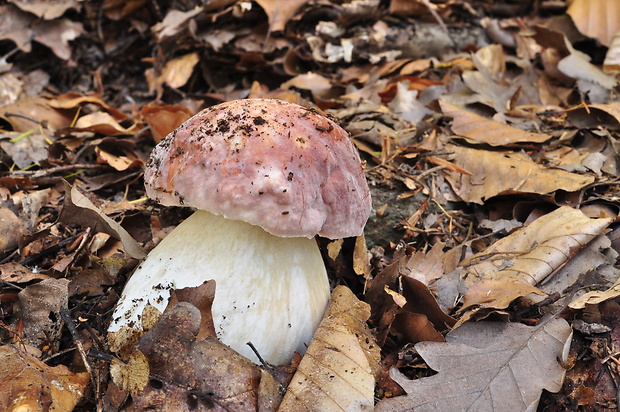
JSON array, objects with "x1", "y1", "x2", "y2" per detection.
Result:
[
  {"x1": 59, "y1": 182, "x2": 146, "y2": 259},
  {"x1": 440, "y1": 100, "x2": 552, "y2": 145},
  {"x1": 375, "y1": 319, "x2": 572, "y2": 412},
  {"x1": 278, "y1": 285, "x2": 380, "y2": 411},
  {"x1": 18, "y1": 278, "x2": 69, "y2": 350},
  {"x1": 0, "y1": 4, "x2": 83, "y2": 60},
  {"x1": 113, "y1": 301, "x2": 283, "y2": 412},
  {"x1": 0, "y1": 344, "x2": 90, "y2": 411},
  {"x1": 460, "y1": 206, "x2": 612, "y2": 312},
  {"x1": 443, "y1": 144, "x2": 595, "y2": 204},
  {"x1": 569, "y1": 276, "x2": 620, "y2": 309}
]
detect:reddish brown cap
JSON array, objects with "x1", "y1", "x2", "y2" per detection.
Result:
[{"x1": 144, "y1": 98, "x2": 371, "y2": 239}]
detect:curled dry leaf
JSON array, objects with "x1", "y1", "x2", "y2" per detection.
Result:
[
  {"x1": 439, "y1": 100, "x2": 552, "y2": 146},
  {"x1": 0, "y1": 344, "x2": 90, "y2": 411},
  {"x1": 278, "y1": 285, "x2": 380, "y2": 412},
  {"x1": 460, "y1": 206, "x2": 612, "y2": 311},
  {"x1": 59, "y1": 182, "x2": 146, "y2": 259},
  {"x1": 566, "y1": 102, "x2": 620, "y2": 129},
  {"x1": 18, "y1": 278, "x2": 69, "y2": 350},
  {"x1": 375, "y1": 319, "x2": 572, "y2": 412},
  {"x1": 443, "y1": 144, "x2": 595, "y2": 204},
  {"x1": 113, "y1": 302, "x2": 283, "y2": 412},
  {"x1": 255, "y1": 0, "x2": 308, "y2": 33}
]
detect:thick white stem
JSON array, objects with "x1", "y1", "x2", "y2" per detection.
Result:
[{"x1": 109, "y1": 210, "x2": 330, "y2": 365}]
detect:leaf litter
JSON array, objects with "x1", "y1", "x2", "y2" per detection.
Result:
[{"x1": 0, "y1": 0, "x2": 619, "y2": 411}]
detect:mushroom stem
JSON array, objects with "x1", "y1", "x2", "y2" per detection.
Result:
[{"x1": 109, "y1": 210, "x2": 330, "y2": 365}]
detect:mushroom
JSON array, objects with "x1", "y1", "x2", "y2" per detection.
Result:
[{"x1": 108, "y1": 99, "x2": 371, "y2": 365}]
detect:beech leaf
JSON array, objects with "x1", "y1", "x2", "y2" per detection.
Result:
[
  {"x1": 375, "y1": 319, "x2": 572, "y2": 412},
  {"x1": 443, "y1": 144, "x2": 595, "y2": 204},
  {"x1": 440, "y1": 100, "x2": 552, "y2": 145},
  {"x1": 278, "y1": 285, "x2": 380, "y2": 411}
]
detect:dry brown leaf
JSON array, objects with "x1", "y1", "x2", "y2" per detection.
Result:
[
  {"x1": 439, "y1": 100, "x2": 552, "y2": 145},
  {"x1": 101, "y1": 0, "x2": 147, "y2": 20},
  {"x1": 18, "y1": 278, "x2": 69, "y2": 350},
  {"x1": 48, "y1": 92, "x2": 130, "y2": 121},
  {"x1": 375, "y1": 319, "x2": 572, "y2": 411},
  {"x1": 117, "y1": 302, "x2": 283, "y2": 411},
  {"x1": 74, "y1": 111, "x2": 140, "y2": 136},
  {"x1": 460, "y1": 207, "x2": 612, "y2": 312},
  {"x1": 461, "y1": 206, "x2": 612, "y2": 286},
  {"x1": 569, "y1": 276, "x2": 620, "y2": 309},
  {"x1": 0, "y1": 262, "x2": 51, "y2": 283},
  {"x1": 278, "y1": 285, "x2": 380, "y2": 411},
  {"x1": 8, "y1": 0, "x2": 80, "y2": 20},
  {"x1": 255, "y1": 0, "x2": 308, "y2": 33},
  {"x1": 0, "y1": 344, "x2": 90, "y2": 411},
  {"x1": 443, "y1": 144, "x2": 595, "y2": 204},
  {"x1": 566, "y1": 102, "x2": 620, "y2": 129},
  {"x1": 0, "y1": 208, "x2": 23, "y2": 253},
  {"x1": 160, "y1": 52, "x2": 200, "y2": 89},
  {"x1": 59, "y1": 182, "x2": 146, "y2": 259},
  {"x1": 0, "y1": 96, "x2": 73, "y2": 132},
  {"x1": 0, "y1": 4, "x2": 83, "y2": 60},
  {"x1": 140, "y1": 104, "x2": 194, "y2": 143},
  {"x1": 281, "y1": 72, "x2": 333, "y2": 96}
]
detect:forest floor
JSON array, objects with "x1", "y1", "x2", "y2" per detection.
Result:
[{"x1": 1, "y1": 0, "x2": 620, "y2": 411}]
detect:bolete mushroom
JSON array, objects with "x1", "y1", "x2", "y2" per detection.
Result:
[{"x1": 108, "y1": 98, "x2": 371, "y2": 365}]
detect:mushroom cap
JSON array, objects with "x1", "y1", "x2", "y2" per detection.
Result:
[{"x1": 145, "y1": 98, "x2": 371, "y2": 239}]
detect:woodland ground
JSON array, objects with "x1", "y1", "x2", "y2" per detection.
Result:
[{"x1": 1, "y1": 0, "x2": 619, "y2": 411}]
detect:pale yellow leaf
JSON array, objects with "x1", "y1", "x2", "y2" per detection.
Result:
[
  {"x1": 278, "y1": 285, "x2": 379, "y2": 412},
  {"x1": 160, "y1": 52, "x2": 200, "y2": 89},
  {"x1": 462, "y1": 206, "x2": 612, "y2": 286},
  {"x1": 569, "y1": 276, "x2": 620, "y2": 309}
]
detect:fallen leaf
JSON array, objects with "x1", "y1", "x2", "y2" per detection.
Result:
[
  {"x1": 443, "y1": 144, "x2": 595, "y2": 204},
  {"x1": 8, "y1": 0, "x2": 81, "y2": 20},
  {"x1": 18, "y1": 278, "x2": 69, "y2": 350},
  {"x1": 58, "y1": 182, "x2": 146, "y2": 259},
  {"x1": 459, "y1": 207, "x2": 612, "y2": 313},
  {"x1": 160, "y1": 52, "x2": 200, "y2": 89},
  {"x1": 74, "y1": 111, "x2": 140, "y2": 136},
  {"x1": 116, "y1": 301, "x2": 283, "y2": 411},
  {"x1": 140, "y1": 103, "x2": 193, "y2": 143},
  {"x1": 0, "y1": 344, "x2": 90, "y2": 411},
  {"x1": 375, "y1": 319, "x2": 572, "y2": 411},
  {"x1": 0, "y1": 262, "x2": 51, "y2": 283},
  {"x1": 255, "y1": 0, "x2": 308, "y2": 33},
  {"x1": 440, "y1": 100, "x2": 552, "y2": 145},
  {"x1": 461, "y1": 206, "x2": 612, "y2": 287},
  {"x1": 566, "y1": 102, "x2": 620, "y2": 129},
  {"x1": 278, "y1": 285, "x2": 380, "y2": 411}
]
